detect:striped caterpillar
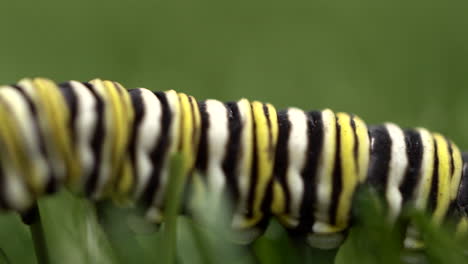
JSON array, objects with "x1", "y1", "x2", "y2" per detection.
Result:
[{"x1": 0, "y1": 78, "x2": 466, "y2": 252}]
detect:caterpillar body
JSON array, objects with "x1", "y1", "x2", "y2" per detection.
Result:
[{"x1": 0, "y1": 78, "x2": 466, "y2": 251}]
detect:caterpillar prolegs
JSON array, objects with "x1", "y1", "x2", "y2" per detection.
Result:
[{"x1": 0, "y1": 78, "x2": 466, "y2": 251}]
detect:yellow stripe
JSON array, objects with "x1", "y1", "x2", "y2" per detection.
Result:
[
  {"x1": 0, "y1": 100, "x2": 31, "y2": 192},
  {"x1": 415, "y1": 128, "x2": 435, "y2": 210},
  {"x1": 178, "y1": 92, "x2": 195, "y2": 173},
  {"x1": 336, "y1": 113, "x2": 357, "y2": 228},
  {"x1": 247, "y1": 101, "x2": 278, "y2": 226},
  {"x1": 102, "y1": 81, "x2": 126, "y2": 175},
  {"x1": 353, "y1": 115, "x2": 370, "y2": 182},
  {"x1": 450, "y1": 142, "x2": 463, "y2": 201},
  {"x1": 33, "y1": 78, "x2": 79, "y2": 186},
  {"x1": 189, "y1": 95, "x2": 202, "y2": 162},
  {"x1": 109, "y1": 82, "x2": 135, "y2": 201},
  {"x1": 115, "y1": 158, "x2": 134, "y2": 203},
  {"x1": 271, "y1": 180, "x2": 286, "y2": 217},
  {"x1": 432, "y1": 133, "x2": 451, "y2": 224},
  {"x1": 266, "y1": 103, "x2": 282, "y2": 216}
]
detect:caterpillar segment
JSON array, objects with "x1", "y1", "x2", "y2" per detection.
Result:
[
  {"x1": 127, "y1": 88, "x2": 162, "y2": 200},
  {"x1": 192, "y1": 99, "x2": 237, "y2": 224},
  {"x1": 59, "y1": 81, "x2": 100, "y2": 195},
  {"x1": 195, "y1": 99, "x2": 229, "y2": 201},
  {"x1": 456, "y1": 153, "x2": 468, "y2": 237},
  {"x1": 270, "y1": 109, "x2": 369, "y2": 249},
  {"x1": 0, "y1": 77, "x2": 468, "y2": 253},
  {"x1": 195, "y1": 99, "x2": 280, "y2": 242},
  {"x1": 0, "y1": 89, "x2": 35, "y2": 211},
  {"x1": 139, "y1": 90, "x2": 182, "y2": 223},
  {"x1": 365, "y1": 126, "x2": 464, "y2": 249},
  {"x1": 0, "y1": 87, "x2": 45, "y2": 204}
]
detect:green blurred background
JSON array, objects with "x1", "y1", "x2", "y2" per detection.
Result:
[{"x1": 1, "y1": 1, "x2": 468, "y2": 263}]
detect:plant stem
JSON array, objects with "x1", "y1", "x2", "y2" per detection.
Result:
[
  {"x1": 27, "y1": 206, "x2": 50, "y2": 264},
  {"x1": 162, "y1": 154, "x2": 185, "y2": 264}
]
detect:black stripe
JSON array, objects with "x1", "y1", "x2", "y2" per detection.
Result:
[
  {"x1": 128, "y1": 89, "x2": 145, "y2": 193},
  {"x1": 195, "y1": 101, "x2": 209, "y2": 175},
  {"x1": 188, "y1": 96, "x2": 199, "y2": 166},
  {"x1": 429, "y1": 139, "x2": 439, "y2": 212},
  {"x1": 113, "y1": 82, "x2": 123, "y2": 95},
  {"x1": 447, "y1": 142, "x2": 457, "y2": 216},
  {"x1": 247, "y1": 103, "x2": 258, "y2": 218},
  {"x1": 141, "y1": 92, "x2": 172, "y2": 207},
  {"x1": 58, "y1": 82, "x2": 79, "y2": 145},
  {"x1": 444, "y1": 140, "x2": 457, "y2": 216},
  {"x1": 264, "y1": 104, "x2": 274, "y2": 160},
  {"x1": 260, "y1": 104, "x2": 274, "y2": 217},
  {"x1": 448, "y1": 139, "x2": 455, "y2": 179},
  {"x1": 366, "y1": 125, "x2": 392, "y2": 194},
  {"x1": 294, "y1": 111, "x2": 323, "y2": 234},
  {"x1": 400, "y1": 130, "x2": 423, "y2": 203},
  {"x1": 350, "y1": 115, "x2": 359, "y2": 173},
  {"x1": 83, "y1": 82, "x2": 106, "y2": 198},
  {"x1": 273, "y1": 110, "x2": 290, "y2": 213},
  {"x1": 177, "y1": 95, "x2": 184, "y2": 152},
  {"x1": 13, "y1": 85, "x2": 56, "y2": 194},
  {"x1": 222, "y1": 102, "x2": 241, "y2": 203},
  {"x1": 329, "y1": 115, "x2": 342, "y2": 225}
]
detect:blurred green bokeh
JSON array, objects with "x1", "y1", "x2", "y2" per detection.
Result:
[{"x1": 1, "y1": 1, "x2": 468, "y2": 263}]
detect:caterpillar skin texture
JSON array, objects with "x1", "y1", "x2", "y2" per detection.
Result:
[{"x1": 0, "y1": 78, "x2": 466, "y2": 250}]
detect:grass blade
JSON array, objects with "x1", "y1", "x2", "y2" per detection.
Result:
[{"x1": 161, "y1": 153, "x2": 185, "y2": 264}]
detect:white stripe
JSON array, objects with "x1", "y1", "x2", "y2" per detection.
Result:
[
  {"x1": 285, "y1": 108, "x2": 307, "y2": 225},
  {"x1": 315, "y1": 109, "x2": 336, "y2": 225},
  {"x1": 69, "y1": 81, "x2": 98, "y2": 189},
  {"x1": 205, "y1": 99, "x2": 229, "y2": 195},
  {"x1": 385, "y1": 123, "x2": 408, "y2": 221},
  {"x1": 231, "y1": 99, "x2": 254, "y2": 230},
  {"x1": 1, "y1": 160, "x2": 32, "y2": 211},
  {"x1": 237, "y1": 99, "x2": 253, "y2": 211},
  {"x1": 414, "y1": 128, "x2": 434, "y2": 210},
  {"x1": 134, "y1": 88, "x2": 162, "y2": 198}
]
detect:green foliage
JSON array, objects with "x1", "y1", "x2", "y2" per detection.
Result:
[{"x1": 4, "y1": 156, "x2": 468, "y2": 264}]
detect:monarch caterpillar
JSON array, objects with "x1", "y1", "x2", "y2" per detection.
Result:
[{"x1": 0, "y1": 78, "x2": 466, "y2": 252}]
